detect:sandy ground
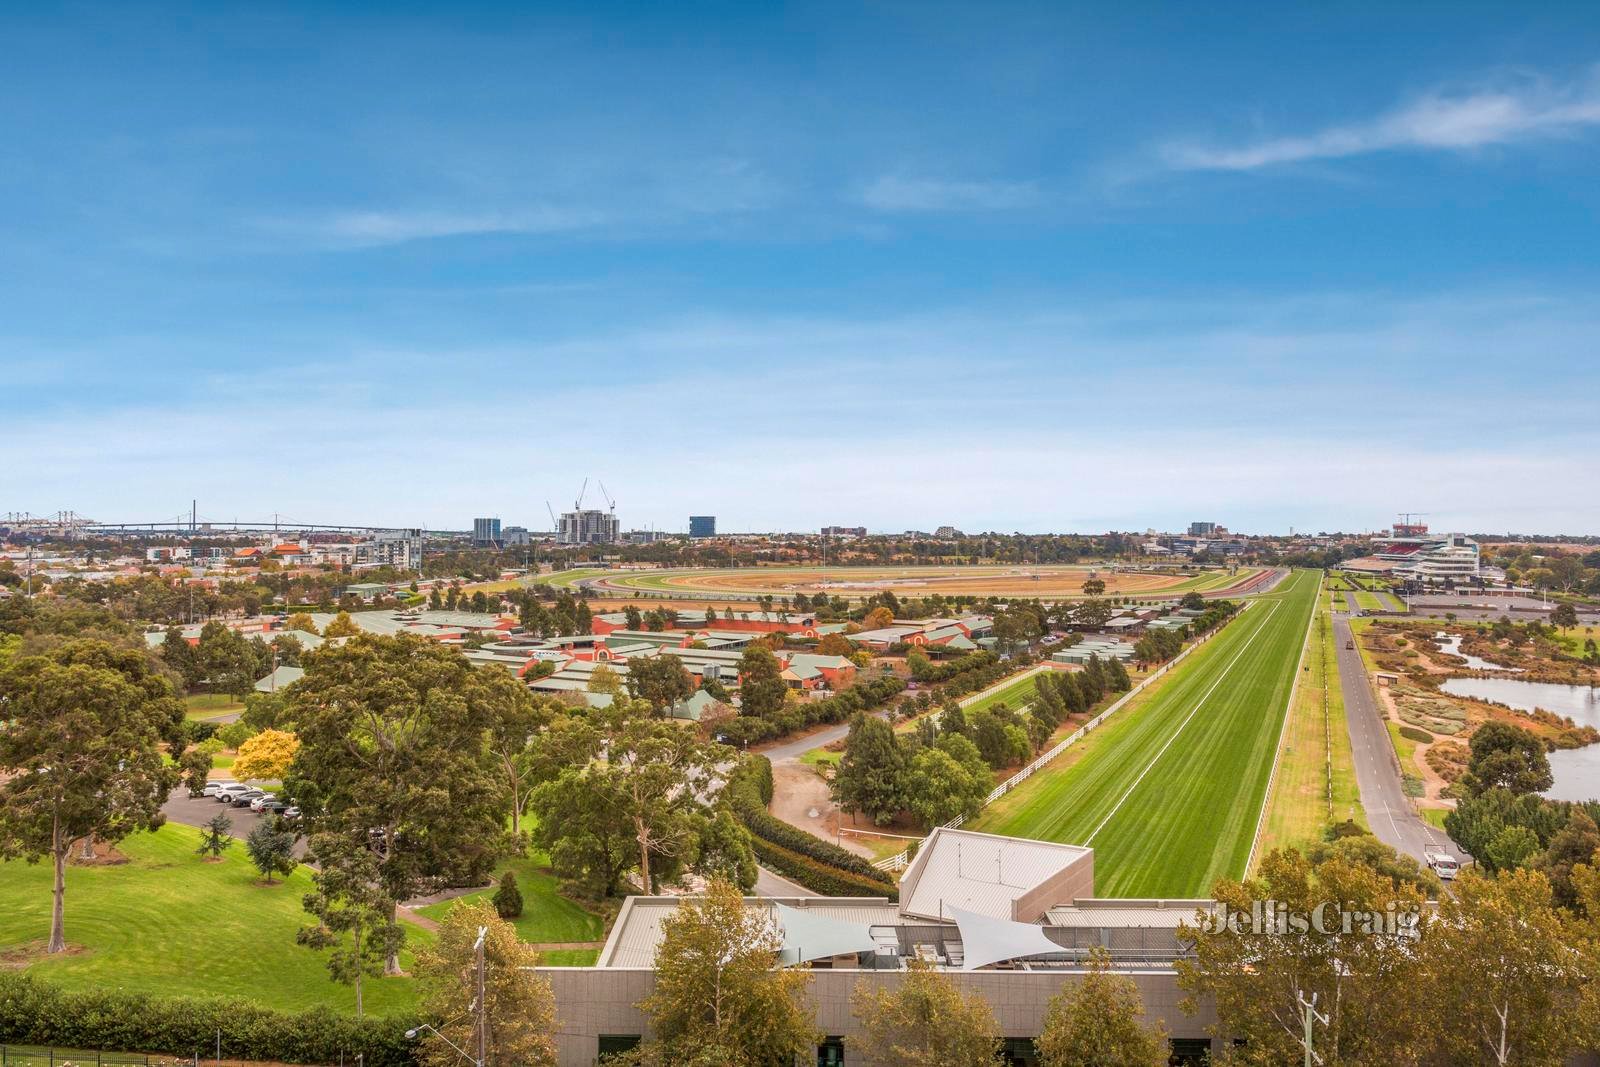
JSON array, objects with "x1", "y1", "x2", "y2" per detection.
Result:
[{"x1": 768, "y1": 761, "x2": 878, "y2": 860}]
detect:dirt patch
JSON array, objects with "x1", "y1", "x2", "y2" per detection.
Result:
[
  {"x1": 1, "y1": 940, "x2": 90, "y2": 967},
  {"x1": 768, "y1": 761, "x2": 878, "y2": 860},
  {"x1": 68, "y1": 840, "x2": 129, "y2": 866}
]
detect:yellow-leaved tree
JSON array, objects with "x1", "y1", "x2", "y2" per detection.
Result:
[
  {"x1": 322, "y1": 611, "x2": 361, "y2": 638},
  {"x1": 232, "y1": 728, "x2": 300, "y2": 781}
]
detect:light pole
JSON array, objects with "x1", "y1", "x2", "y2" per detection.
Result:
[
  {"x1": 404, "y1": 1025, "x2": 478, "y2": 1067},
  {"x1": 405, "y1": 925, "x2": 489, "y2": 1067}
]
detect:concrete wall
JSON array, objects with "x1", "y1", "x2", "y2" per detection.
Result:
[
  {"x1": 540, "y1": 966, "x2": 1216, "y2": 1067},
  {"x1": 1011, "y1": 853, "x2": 1095, "y2": 922}
]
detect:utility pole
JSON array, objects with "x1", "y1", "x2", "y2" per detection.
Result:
[
  {"x1": 474, "y1": 925, "x2": 488, "y2": 1067},
  {"x1": 1296, "y1": 989, "x2": 1328, "y2": 1067}
]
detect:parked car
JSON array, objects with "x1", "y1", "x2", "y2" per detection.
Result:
[
  {"x1": 249, "y1": 793, "x2": 279, "y2": 813},
  {"x1": 214, "y1": 784, "x2": 255, "y2": 802},
  {"x1": 257, "y1": 799, "x2": 290, "y2": 816},
  {"x1": 281, "y1": 806, "x2": 302, "y2": 823},
  {"x1": 229, "y1": 789, "x2": 266, "y2": 808},
  {"x1": 201, "y1": 781, "x2": 239, "y2": 799}
]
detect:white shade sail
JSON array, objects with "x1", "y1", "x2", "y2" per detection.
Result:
[
  {"x1": 774, "y1": 903, "x2": 881, "y2": 966},
  {"x1": 950, "y1": 906, "x2": 1065, "y2": 970}
]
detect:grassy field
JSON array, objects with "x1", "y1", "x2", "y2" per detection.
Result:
[
  {"x1": 0, "y1": 823, "x2": 427, "y2": 1015},
  {"x1": 183, "y1": 693, "x2": 244, "y2": 721},
  {"x1": 414, "y1": 851, "x2": 603, "y2": 946},
  {"x1": 973, "y1": 569, "x2": 1320, "y2": 897},
  {"x1": 1255, "y1": 591, "x2": 1365, "y2": 859},
  {"x1": 960, "y1": 670, "x2": 1044, "y2": 716},
  {"x1": 1352, "y1": 589, "x2": 1386, "y2": 613}
]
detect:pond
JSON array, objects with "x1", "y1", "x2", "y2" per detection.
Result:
[
  {"x1": 1433, "y1": 632, "x2": 1522, "y2": 673},
  {"x1": 1439, "y1": 676, "x2": 1600, "y2": 803}
]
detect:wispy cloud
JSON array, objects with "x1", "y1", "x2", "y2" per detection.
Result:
[
  {"x1": 306, "y1": 206, "x2": 607, "y2": 247},
  {"x1": 859, "y1": 175, "x2": 1041, "y2": 212},
  {"x1": 1163, "y1": 67, "x2": 1600, "y2": 171},
  {"x1": 12, "y1": 287, "x2": 1600, "y2": 532}
]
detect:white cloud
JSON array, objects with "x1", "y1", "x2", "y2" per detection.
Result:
[
  {"x1": 1164, "y1": 68, "x2": 1600, "y2": 171},
  {"x1": 314, "y1": 206, "x2": 606, "y2": 246},
  {"x1": 859, "y1": 175, "x2": 1041, "y2": 212}
]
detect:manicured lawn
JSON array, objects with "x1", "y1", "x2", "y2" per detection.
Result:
[
  {"x1": 1256, "y1": 589, "x2": 1365, "y2": 860},
  {"x1": 1352, "y1": 590, "x2": 1385, "y2": 613},
  {"x1": 0, "y1": 823, "x2": 428, "y2": 1015},
  {"x1": 184, "y1": 693, "x2": 245, "y2": 720},
  {"x1": 414, "y1": 851, "x2": 603, "y2": 946},
  {"x1": 959, "y1": 670, "x2": 1043, "y2": 716},
  {"x1": 540, "y1": 948, "x2": 600, "y2": 966},
  {"x1": 973, "y1": 570, "x2": 1321, "y2": 897},
  {"x1": 800, "y1": 746, "x2": 842, "y2": 768}
]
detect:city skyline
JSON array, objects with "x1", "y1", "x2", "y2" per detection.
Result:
[{"x1": 3, "y1": 4, "x2": 1599, "y2": 532}]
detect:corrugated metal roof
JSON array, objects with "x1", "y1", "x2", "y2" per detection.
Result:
[
  {"x1": 600, "y1": 897, "x2": 899, "y2": 969},
  {"x1": 1046, "y1": 900, "x2": 1214, "y2": 929},
  {"x1": 900, "y1": 828, "x2": 1092, "y2": 923}
]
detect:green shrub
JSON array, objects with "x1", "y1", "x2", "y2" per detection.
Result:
[
  {"x1": 750, "y1": 837, "x2": 898, "y2": 901},
  {"x1": 216, "y1": 721, "x2": 256, "y2": 750},
  {"x1": 0, "y1": 973, "x2": 416, "y2": 1067},
  {"x1": 493, "y1": 870, "x2": 524, "y2": 919},
  {"x1": 1398, "y1": 725, "x2": 1434, "y2": 743}
]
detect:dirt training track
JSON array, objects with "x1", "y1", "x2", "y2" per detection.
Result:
[{"x1": 577, "y1": 564, "x2": 1271, "y2": 602}]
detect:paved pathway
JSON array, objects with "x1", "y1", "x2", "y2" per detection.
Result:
[
  {"x1": 754, "y1": 865, "x2": 817, "y2": 897},
  {"x1": 1333, "y1": 612, "x2": 1462, "y2": 864}
]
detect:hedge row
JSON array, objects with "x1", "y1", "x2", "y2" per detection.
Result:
[
  {"x1": 727, "y1": 757, "x2": 892, "y2": 885},
  {"x1": 0, "y1": 974, "x2": 417, "y2": 1067},
  {"x1": 750, "y1": 836, "x2": 899, "y2": 901}
]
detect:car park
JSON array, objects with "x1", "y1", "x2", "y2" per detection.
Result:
[
  {"x1": 229, "y1": 789, "x2": 266, "y2": 807},
  {"x1": 201, "y1": 781, "x2": 239, "y2": 798},
  {"x1": 248, "y1": 793, "x2": 279, "y2": 813},
  {"x1": 214, "y1": 784, "x2": 256, "y2": 802}
]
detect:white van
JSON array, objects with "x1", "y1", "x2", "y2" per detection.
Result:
[{"x1": 1426, "y1": 852, "x2": 1459, "y2": 881}]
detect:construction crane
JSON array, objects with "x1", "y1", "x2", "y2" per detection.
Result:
[
  {"x1": 546, "y1": 501, "x2": 560, "y2": 531},
  {"x1": 574, "y1": 478, "x2": 588, "y2": 512},
  {"x1": 598, "y1": 481, "x2": 616, "y2": 517}
]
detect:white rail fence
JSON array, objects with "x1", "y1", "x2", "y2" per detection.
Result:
[{"x1": 873, "y1": 602, "x2": 1254, "y2": 873}]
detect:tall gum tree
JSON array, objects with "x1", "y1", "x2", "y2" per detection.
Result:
[
  {"x1": 285, "y1": 634, "x2": 505, "y2": 974},
  {"x1": 0, "y1": 640, "x2": 181, "y2": 953}
]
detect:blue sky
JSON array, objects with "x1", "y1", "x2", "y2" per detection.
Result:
[{"x1": 4, "y1": 2, "x2": 1600, "y2": 534}]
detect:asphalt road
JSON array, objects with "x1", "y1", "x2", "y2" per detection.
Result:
[{"x1": 1333, "y1": 612, "x2": 1462, "y2": 864}]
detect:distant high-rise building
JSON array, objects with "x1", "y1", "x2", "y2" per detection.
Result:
[
  {"x1": 472, "y1": 517, "x2": 502, "y2": 546},
  {"x1": 1187, "y1": 521, "x2": 1218, "y2": 537},
  {"x1": 934, "y1": 525, "x2": 964, "y2": 539},
  {"x1": 689, "y1": 515, "x2": 716, "y2": 538},
  {"x1": 821, "y1": 526, "x2": 867, "y2": 538},
  {"x1": 364, "y1": 528, "x2": 423, "y2": 570},
  {"x1": 560, "y1": 509, "x2": 620, "y2": 545},
  {"x1": 502, "y1": 526, "x2": 531, "y2": 546}
]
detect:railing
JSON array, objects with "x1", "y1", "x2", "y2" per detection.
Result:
[
  {"x1": 0, "y1": 1048, "x2": 157, "y2": 1067},
  {"x1": 873, "y1": 603, "x2": 1254, "y2": 873}
]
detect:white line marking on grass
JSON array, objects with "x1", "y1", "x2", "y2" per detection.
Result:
[
  {"x1": 1245, "y1": 573, "x2": 1320, "y2": 875},
  {"x1": 1084, "y1": 599, "x2": 1282, "y2": 846}
]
